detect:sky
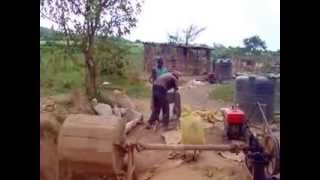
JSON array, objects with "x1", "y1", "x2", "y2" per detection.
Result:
[{"x1": 40, "y1": 0, "x2": 280, "y2": 51}]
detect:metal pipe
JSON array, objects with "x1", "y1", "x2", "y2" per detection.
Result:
[
  {"x1": 135, "y1": 143, "x2": 247, "y2": 152},
  {"x1": 257, "y1": 102, "x2": 273, "y2": 136}
]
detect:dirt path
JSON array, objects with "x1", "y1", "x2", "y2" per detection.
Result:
[
  {"x1": 130, "y1": 80, "x2": 251, "y2": 180},
  {"x1": 133, "y1": 82, "x2": 231, "y2": 120},
  {"x1": 179, "y1": 83, "x2": 231, "y2": 110}
]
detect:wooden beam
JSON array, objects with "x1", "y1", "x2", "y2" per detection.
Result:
[{"x1": 135, "y1": 143, "x2": 247, "y2": 152}]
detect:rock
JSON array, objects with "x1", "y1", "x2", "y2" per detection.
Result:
[
  {"x1": 102, "y1": 81, "x2": 110, "y2": 85},
  {"x1": 123, "y1": 109, "x2": 143, "y2": 134},
  {"x1": 91, "y1": 98, "x2": 98, "y2": 106},
  {"x1": 94, "y1": 103, "x2": 113, "y2": 116},
  {"x1": 123, "y1": 108, "x2": 143, "y2": 123},
  {"x1": 217, "y1": 151, "x2": 245, "y2": 162},
  {"x1": 125, "y1": 118, "x2": 143, "y2": 134},
  {"x1": 120, "y1": 108, "x2": 127, "y2": 115},
  {"x1": 113, "y1": 90, "x2": 136, "y2": 109},
  {"x1": 113, "y1": 106, "x2": 122, "y2": 117},
  {"x1": 40, "y1": 98, "x2": 56, "y2": 112}
]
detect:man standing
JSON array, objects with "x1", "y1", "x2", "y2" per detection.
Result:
[
  {"x1": 149, "y1": 57, "x2": 168, "y2": 83},
  {"x1": 146, "y1": 72, "x2": 180, "y2": 130},
  {"x1": 149, "y1": 57, "x2": 169, "y2": 112}
]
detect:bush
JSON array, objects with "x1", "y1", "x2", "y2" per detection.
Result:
[{"x1": 96, "y1": 39, "x2": 130, "y2": 77}]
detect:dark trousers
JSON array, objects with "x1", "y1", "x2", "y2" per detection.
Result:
[
  {"x1": 167, "y1": 91, "x2": 181, "y2": 119},
  {"x1": 148, "y1": 85, "x2": 169, "y2": 126}
]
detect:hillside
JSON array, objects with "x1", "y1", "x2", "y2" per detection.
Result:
[{"x1": 40, "y1": 26, "x2": 63, "y2": 41}]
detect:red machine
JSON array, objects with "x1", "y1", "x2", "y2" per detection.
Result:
[
  {"x1": 222, "y1": 105, "x2": 247, "y2": 140},
  {"x1": 221, "y1": 103, "x2": 280, "y2": 178}
]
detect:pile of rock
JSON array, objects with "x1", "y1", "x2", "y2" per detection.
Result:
[{"x1": 92, "y1": 90, "x2": 143, "y2": 135}]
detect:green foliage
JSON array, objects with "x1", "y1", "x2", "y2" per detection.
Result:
[
  {"x1": 243, "y1": 35, "x2": 267, "y2": 55},
  {"x1": 209, "y1": 83, "x2": 235, "y2": 102},
  {"x1": 212, "y1": 36, "x2": 279, "y2": 65},
  {"x1": 212, "y1": 44, "x2": 246, "y2": 59},
  {"x1": 135, "y1": 39, "x2": 142, "y2": 43},
  {"x1": 127, "y1": 43, "x2": 145, "y2": 73},
  {"x1": 96, "y1": 39, "x2": 131, "y2": 77}
]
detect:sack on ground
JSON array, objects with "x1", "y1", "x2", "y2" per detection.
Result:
[{"x1": 181, "y1": 111, "x2": 205, "y2": 145}]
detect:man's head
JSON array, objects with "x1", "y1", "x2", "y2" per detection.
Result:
[{"x1": 156, "y1": 57, "x2": 164, "y2": 68}]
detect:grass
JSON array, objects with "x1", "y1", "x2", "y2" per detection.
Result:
[
  {"x1": 40, "y1": 40, "x2": 75, "y2": 45},
  {"x1": 100, "y1": 75, "x2": 151, "y2": 99},
  {"x1": 40, "y1": 45, "x2": 84, "y2": 96},
  {"x1": 40, "y1": 41, "x2": 148, "y2": 98},
  {"x1": 209, "y1": 83, "x2": 235, "y2": 102}
]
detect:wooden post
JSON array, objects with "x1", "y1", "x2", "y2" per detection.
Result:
[{"x1": 127, "y1": 146, "x2": 135, "y2": 180}]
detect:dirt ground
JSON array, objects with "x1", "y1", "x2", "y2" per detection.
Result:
[
  {"x1": 133, "y1": 81, "x2": 230, "y2": 121},
  {"x1": 128, "y1": 81, "x2": 252, "y2": 180},
  {"x1": 40, "y1": 78, "x2": 279, "y2": 180}
]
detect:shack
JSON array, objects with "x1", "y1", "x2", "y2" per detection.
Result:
[
  {"x1": 143, "y1": 42, "x2": 213, "y2": 75},
  {"x1": 233, "y1": 57, "x2": 257, "y2": 73},
  {"x1": 232, "y1": 55, "x2": 280, "y2": 74}
]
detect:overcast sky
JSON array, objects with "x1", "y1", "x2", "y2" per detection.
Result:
[{"x1": 40, "y1": 0, "x2": 280, "y2": 51}]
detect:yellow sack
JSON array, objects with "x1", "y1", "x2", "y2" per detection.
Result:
[{"x1": 181, "y1": 112, "x2": 205, "y2": 145}]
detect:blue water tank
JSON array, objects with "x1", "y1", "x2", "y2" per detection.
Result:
[
  {"x1": 235, "y1": 75, "x2": 275, "y2": 122},
  {"x1": 215, "y1": 58, "x2": 232, "y2": 81}
]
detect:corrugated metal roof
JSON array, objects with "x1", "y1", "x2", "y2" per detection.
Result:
[{"x1": 142, "y1": 41, "x2": 213, "y2": 50}]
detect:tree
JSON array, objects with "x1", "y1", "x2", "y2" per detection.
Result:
[
  {"x1": 243, "y1": 35, "x2": 267, "y2": 55},
  {"x1": 182, "y1": 24, "x2": 206, "y2": 45},
  {"x1": 167, "y1": 31, "x2": 182, "y2": 44},
  {"x1": 40, "y1": 0, "x2": 142, "y2": 98},
  {"x1": 212, "y1": 43, "x2": 247, "y2": 59},
  {"x1": 212, "y1": 43, "x2": 228, "y2": 59},
  {"x1": 167, "y1": 24, "x2": 206, "y2": 45}
]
